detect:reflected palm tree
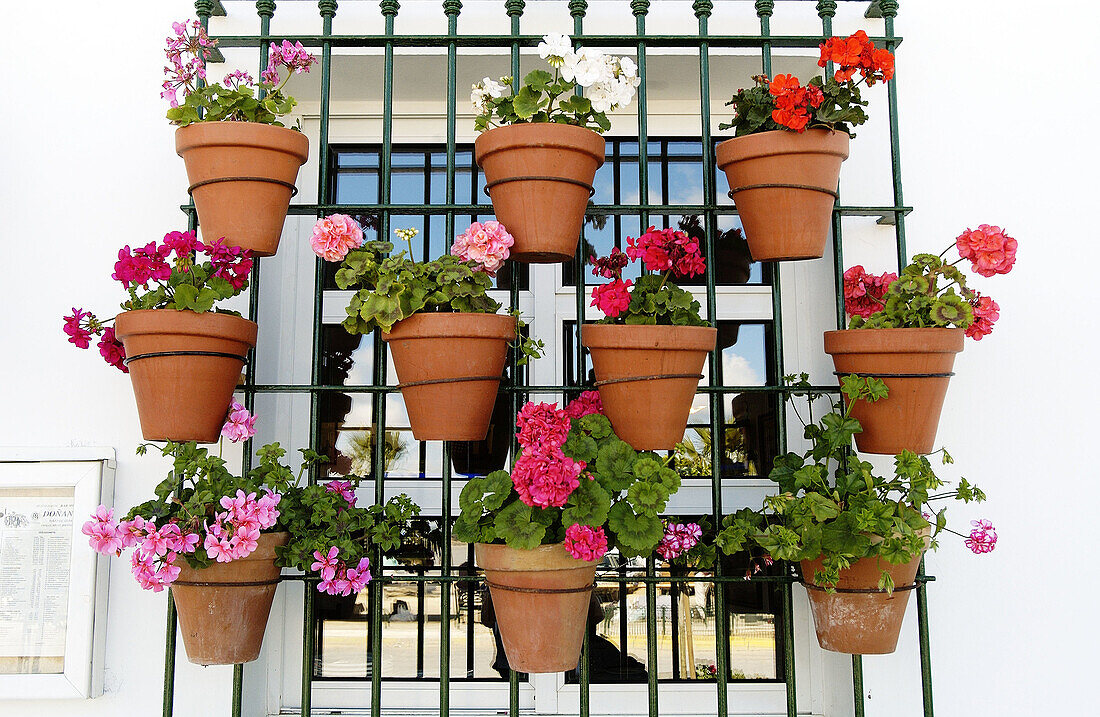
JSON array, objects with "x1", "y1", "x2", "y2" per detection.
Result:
[{"x1": 344, "y1": 428, "x2": 408, "y2": 477}]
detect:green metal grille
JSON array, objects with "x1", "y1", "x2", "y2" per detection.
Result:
[{"x1": 165, "y1": 1, "x2": 932, "y2": 716}]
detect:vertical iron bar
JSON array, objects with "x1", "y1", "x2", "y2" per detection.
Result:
[
  {"x1": 571, "y1": 0, "x2": 589, "y2": 403},
  {"x1": 879, "y1": 1, "x2": 907, "y2": 267},
  {"x1": 694, "y1": 1, "x2": 729, "y2": 712},
  {"x1": 441, "y1": 0, "x2": 461, "y2": 710},
  {"x1": 781, "y1": 579, "x2": 796, "y2": 717},
  {"x1": 645, "y1": 555, "x2": 659, "y2": 717},
  {"x1": 371, "y1": 3, "x2": 399, "y2": 716},
  {"x1": 505, "y1": 5, "x2": 525, "y2": 716},
  {"x1": 632, "y1": 1, "x2": 650, "y2": 230},
  {"x1": 852, "y1": 655, "x2": 866, "y2": 717},
  {"x1": 817, "y1": 1, "x2": 847, "y2": 330},
  {"x1": 917, "y1": 560, "x2": 934, "y2": 717},
  {"x1": 162, "y1": 596, "x2": 176, "y2": 717}
]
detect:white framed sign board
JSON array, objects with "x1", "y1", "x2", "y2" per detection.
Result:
[{"x1": 0, "y1": 448, "x2": 114, "y2": 699}]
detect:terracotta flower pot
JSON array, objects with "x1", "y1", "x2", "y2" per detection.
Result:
[
  {"x1": 475, "y1": 542, "x2": 597, "y2": 673},
  {"x1": 172, "y1": 531, "x2": 288, "y2": 665},
  {"x1": 801, "y1": 552, "x2": 923, "y2": 654},
  {"x1": 114, "y1": 310, "x2": 257, "y2": 443},
  {"x1": 382, "y1": 313, "x2": 516, "y2": 441},
  {"x1": 824, "y1": 328, "x2": 964, "y2": 455},
  {"x1": 716, "y1": 129, "x2": 849, "y2": 261},
  {"x1": 474, "y1": 123, "x2": 605, "y2": 263},
  {"x1": 581, "y1": 324, "x2": 717, "y2": 450},
  {"x1": 175, "y1": 122, "x2": 310, "y2": 257}
]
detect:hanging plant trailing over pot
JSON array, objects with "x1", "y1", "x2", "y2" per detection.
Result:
[
  {"x1": 581, "y1": 226, "x2": 717, "y2": 450},
  {"x1": 80, "y1": 409, "x2": 422, "y2": 665},
  {"x1": 63, "y1": 230, "x2": 257, "y2": 443},
  {"x1": 312, "y1": 216, "x2": 544, "y2": 441},
  {"x1": 717, "y1": 374, "x2": 997, "y2": 655},
  {"x1": 715, "y1": 31, "x2": 895, "y2": 261},
  {"x1": 164, "y1": 20, "x2": 313, "y2": 257},
  {"x1": 472, "y1": 34, "x2": 639, "y2": 263},
  {"x1": 453, "y1": 392, "x2": 685, "y2": 673},
  {"x1": 826, "y1": 224, "x2": 1017, "y2": 454}
]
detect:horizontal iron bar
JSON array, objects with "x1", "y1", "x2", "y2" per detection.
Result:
[
  {"x1": 246, "y1": 384, "x2": 842, "y2": 394},
  {"x1": 209, "y1": 34, "x2": 902, "y2": 51},
  {"x1": 278, "y1": 572, "x2": 936, "y2": 586},
  {"x1": 180, "y1": 202, "x2": 912, "y2": 218}
]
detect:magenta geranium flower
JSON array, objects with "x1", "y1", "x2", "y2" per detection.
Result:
[
  {"x1": 516, "y1": 401, "x2": 571, "y2": 450},
  {"x1": 564, "y1": 524, "x2": 608, "y2": 562},
  {"x1": 564, "y1": 390, "x2": 603, "y2": 420},
  {"x1": 511, "y1": 448, "x2": 585, "y2": 509},
  {"x1": 964, "y1": 519, "x2": 998, "y2": 554},
  {"x1": 655, "y1": 522, "x2": 703, "y2": 560},
  {"x1": 590, "y1": 279, "x2": 633, "y2": 318}
]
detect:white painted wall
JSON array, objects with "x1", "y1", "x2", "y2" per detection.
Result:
[{"x1": 1, "y1": 1, "x2": 1096, "y2": 715}]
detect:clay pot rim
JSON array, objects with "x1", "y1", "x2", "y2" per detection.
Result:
[
  {"x1": 474, "y1": 122, "x2": 607, "y2": 166},
  {"x1": 474, "y1": 541, "x2": 599, "y2": 572},
  {"x1": 175, "y1": 121, "x2": 310, "y2": 163},
  {"x1": 799, "y1": 551, "x2": 925, "y2": 591},
  {"x1": 580, "y1": 323, "x2": 718, "y2": 351},
  {"x1": 175, "y1": 531, "x2": 289, "y2": 581},
  {"x1": 716, "y1": 127, "x2": 851, "y2": 168},
  {"x1": 824, "y1": 327, "x2": 965, "y2": 355},
  {"x1": 382, "y1": 312, "x2": 517, "y2": 341},
  {"x1": 114, "y1": 309, "x2": 258, "y2": 345}
]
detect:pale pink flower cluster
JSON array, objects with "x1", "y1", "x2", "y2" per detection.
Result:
[
  {"x1": 451, "y1": 221, "x2": 514, "y2": 276},
  {"x1": 82, "y1": 508, "x2": 200, "y2": 592},
  {"x1": 203, "y1": 490, "x2": 282, "y2": 563},
  {"x1": 310, "y1": 546, "x2": 372, "y2": 596},
  {"x1": 221, "y1": 400, "x2": 257, "y2": 442},
  {"x1": 311, "y1": 214, "x2": 364, "y2": 262},
  {"x1": 964, "y1": 519, "x2": 998, "y2": 554},
  {"x1": 655, "y1": 522, "x2": 702, "y2": 560},
  {"x1": 564, "y1": 524, "x2": 608, "y2": 562}
]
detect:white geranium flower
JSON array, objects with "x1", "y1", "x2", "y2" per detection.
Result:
[
  {"x1": 588, "y1": 84, "x2": 615, "y2": 114},
  {"x1": 618, "y1": 56, "x2": 638, "y2": 79},
  {"x1": 471, "y1": 77, "x2": 508, "y2": 114},
  {"x1": 538, "y1": 34, "x2": 572, "y2": 66},
  {"x1": 564, "y1": 48, "x2": 611, "y2": 88},
  {"x1": 483, "y1": 76, "x2": 507, "y2": 98}
]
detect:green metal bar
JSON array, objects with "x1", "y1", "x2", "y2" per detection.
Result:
[
  {"x1": 781, "y1": 579, "x2": 796, "y2": 717},
  {"x1": 917, "y1": 560, "x2": 934, "y2": 717},
  {"x1": 852, "y1": 655, "x2": 865, "y2": 717},
  {"x1": 644, "y1": 555, "x2": 659, "y2": 717},
  {"x1": 572, "y1": 0, "x2": 588, "y2": 407},
  {"x1": 232, "y1": 664, "x2": 244, "y2": 717},
  {"x1": 633, "y1": 1, "x2": 650, "y2": 231},
  {"x1": 880, "y1": 1, "x2": 908, "y2": 267},
  {"x1": 211, "y1": 33, "x2": 902, "y2": 50},
  {"x1": 162, "y1": 594, "x2": 176, "y2": 717},
  {"x1": 286, "y1": 571, "x2": 819, "y2": 585},
  {"x1": 247, "y1": 383, "x2": 842, "y2": 394},
  {"x1": 693, "y1": 0, "x2": 731, "y2": 712}
]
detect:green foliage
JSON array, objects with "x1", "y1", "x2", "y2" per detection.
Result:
[
  {"x1": 333, "y1": 236, "x2": 544, "y2": 363},
  {"x1": 126, "y1": 441, "x2": 422, "y2": 573},
  {"x1": 616, "y1": 274, "x2": 708, "y2": 327},
  {"x1": 849, "y1": 254, "x2": 978, "y2": 331},
  {"x1": 474, "y1": 68, "x2": 615, "y2": 134},
  {"x1": 167, "y1": 83, "x2": 298, "y2": 128},
  {"x1": 719, "y1": 75, "x2": 867, "y2": 137},
  {"x1": 454, "y1": 409, "x2": 681, "y2": 557},
  {"x1": 715, "y1": 375, "x2": 988, "y2": 591}
]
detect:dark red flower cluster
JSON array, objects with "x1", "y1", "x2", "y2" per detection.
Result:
[
  {"x1": 625, "y1": 226, "x2": 706, "y2": 278},
  {"x1": 768, "y1": 74, "x2": 824, "y2": 132},
  {"x1": 589, "y1": 247, "x2": 629, "y2": 279},
  {"x1": 843, "y1": 265, "x2": 897, "y2": 319},
  {"x1": 818, "y1": 30, "x2": 895, "y2": 85}
]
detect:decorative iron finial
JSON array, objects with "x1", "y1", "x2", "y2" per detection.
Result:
[
  {"x1": 692, "y1": 0, "x2": 713, "y2": 19},
  {"x1": 816, "y1": 1, "x2": 837, "y2": 18},
  {"x1": 195, "y1": 0, "x2": 216, "y2": 18},
  {"x1": 256, "y1": 1, "x2": 276, "y2": 18},
  {"x1": 443, "y1": 0, "x2": 462, "y2": 16},
  {"x1": 319, "y1": 0, "x2": 338, "y2": 17},
  {"x1": 569, "y1": 0, "x2": 588, "y2": 19},
  {"x1": 380, "y1": 0, "x2": 399, "y2": 16},
  {"x1": 505, "y1": 0, "x2": 525, "y2": 17},
  {"x1": 631, "y1": 0, "x2": 650, "y2": 17},
  {"x1": 755, "y1": 1, "x2": 774, "y2": 18},
  {"x1": 878, "y1": 0, "x2": 899, "y2": 18}
]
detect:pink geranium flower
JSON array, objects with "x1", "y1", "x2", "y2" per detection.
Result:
[
  {"x1": 564, "y1": 390, "x2": 603, "y2": 420},
  {"x1": 590, "y1": 279, "x2": 633, "y2": 318},
  {"x1": 843, "y1": 265, "x2": 897, "y2": 319},
  {"x1": 97, "y1": 327, "x2": 128, "y2": 373},
  {"x1": 63, "y1": 308, "x2": 94, "y2": 349},
  {"x1": 564, "y1": 524, "x2": 608, "y2": 562},
  {"x1": 311, "y1": 214, "x2": 364, "y2": 262},
  {"x1": 956, "y1": 225, "x2": 1017, "y2": 277},
  {"x1": 964, "y1": 519, "x2": 998, "y2": 554},
  {"x1": 511, "y1": 447, "x2": 585, "y2": 509},
  {"x1": 221, "y1": 401, "x2": 257, "y2": 442},
  {"x1": 325, "y1": 480, "x2": 357, "y2": 508},
  {"x1": 516, "y1": 401, "x2": 571, "y2": 449},
  {"x1": 655, "y1": 522, "x2": 703, "y2": 560},
  {"x1": 452, "y1": 220, "x2": 514, "y2": 276},
  {"x1": 966, "y1": 292, "x2": 1000, "y2": 340}
]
